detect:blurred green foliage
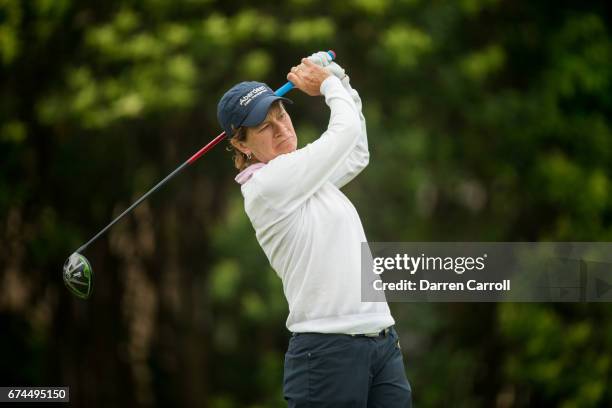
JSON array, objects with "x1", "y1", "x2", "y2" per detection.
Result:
[{"x1": 0, "y1": 0, "x2": 611, "y2": 407}]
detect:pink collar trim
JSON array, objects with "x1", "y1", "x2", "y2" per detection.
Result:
[{"x1": 235, "y1": 162, "x2": 266, "y2": 185}]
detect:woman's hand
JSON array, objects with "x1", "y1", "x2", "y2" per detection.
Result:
[{"x1": 287, "y1": 58, "x2": 331, "y2": 96}]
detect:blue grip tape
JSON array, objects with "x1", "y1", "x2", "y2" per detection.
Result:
[{"x1": 275, "y1": 50, "x2": 336, "y2": 96}]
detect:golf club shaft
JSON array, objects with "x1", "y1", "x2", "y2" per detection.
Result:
[
  {"x1": 76, "y1": 50, "x2": 336, "y2": 254},
  {"x1": 76, "y1": 159, "x2": 190, "y2": 253}
]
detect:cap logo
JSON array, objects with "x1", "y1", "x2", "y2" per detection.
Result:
[{"x1": 239, "y1": 85, "x2": 267, "y2": 107}]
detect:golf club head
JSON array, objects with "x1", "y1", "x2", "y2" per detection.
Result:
[{"x1": 63, "y1": 252, "x2": 93, "y2": 299}]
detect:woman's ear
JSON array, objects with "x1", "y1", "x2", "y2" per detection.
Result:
[{"x1": 230, "y1": 137, "x2": 251, "y2": 156}]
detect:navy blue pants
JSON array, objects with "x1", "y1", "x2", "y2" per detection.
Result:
[{"x1": 283, "y1": 326, "x2": 412, "y2": 407}]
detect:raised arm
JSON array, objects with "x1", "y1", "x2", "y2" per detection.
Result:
[
  {"x1": 247, "y1": 62, "x2": 361, "y2": 213},
  {"x1": 307, "y1": 52, "x2": 369, "y2": 188},
  {"x1": 327, "y1": 75, "x2": 369, "y2": 188}
]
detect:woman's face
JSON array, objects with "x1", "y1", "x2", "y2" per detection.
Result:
[{"x1": 232, "y1": 102, "x2": 297, "y2": 164}]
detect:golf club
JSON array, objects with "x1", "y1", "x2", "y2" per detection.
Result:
[{"x1": 63, "y1": 50, "x2": 337, "y2": 299}]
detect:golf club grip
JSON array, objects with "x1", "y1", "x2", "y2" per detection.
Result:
[
  {"x1": 275, "y1": 50, "x2": 337, "y2": 97},
  {"x1": 186, "y1": 50, "x2": 336, "y2": 165}
]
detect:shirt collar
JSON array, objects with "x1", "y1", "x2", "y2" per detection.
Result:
[{"x1": 235, "y1": 162, "x2": 266, "y2": 185}]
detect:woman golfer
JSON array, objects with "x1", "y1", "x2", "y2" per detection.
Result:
[{"x1": 217, "y1": 52, "x2": 412, "y2": 407}]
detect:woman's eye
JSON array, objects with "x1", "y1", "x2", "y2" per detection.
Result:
[{"x1": 259, "y1": 124, "x2": 269, "y2": 132}]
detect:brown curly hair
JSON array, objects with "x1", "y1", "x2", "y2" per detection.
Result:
[{"x1": 228, "y1": 126, "x2": 252, "y2": 171}]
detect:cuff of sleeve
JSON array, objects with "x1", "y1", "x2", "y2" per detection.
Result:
[{"x1": 320, "y1": 75, "x2": 343, "y2": 95}]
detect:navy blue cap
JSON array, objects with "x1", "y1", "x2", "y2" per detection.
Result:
[{"x1": 217, "y1": 81, "x2": 293, "y2": 137}]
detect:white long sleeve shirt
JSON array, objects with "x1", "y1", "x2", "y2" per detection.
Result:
[{"x1": 236, "y1": 75, "x2": 394, "y2": 334}]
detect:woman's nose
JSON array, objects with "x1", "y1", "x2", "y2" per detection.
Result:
[{"x1": 273, "y1": 122, "x2": 289, "y2": 138}]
